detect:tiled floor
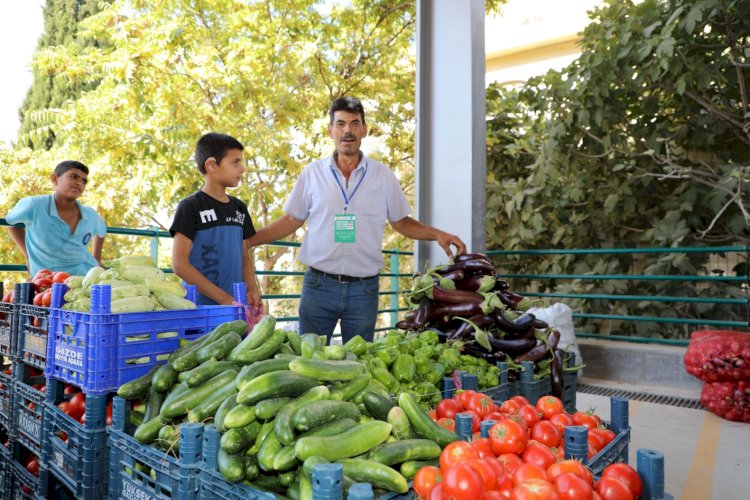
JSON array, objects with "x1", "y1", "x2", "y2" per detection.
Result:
[{"x1": 577, "y1": 392, "x2": 750, "y2": 500}]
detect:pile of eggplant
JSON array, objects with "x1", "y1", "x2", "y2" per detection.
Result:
[{"x1": 396, "y1": 253, "x2": 575, "y2": 396}]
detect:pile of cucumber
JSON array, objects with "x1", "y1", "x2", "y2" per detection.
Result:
[{"x1": 116, "y1": 316, "x2": 459, "y2": 498}]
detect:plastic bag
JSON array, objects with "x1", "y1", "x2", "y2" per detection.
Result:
[
  {"x1": 527, "y1": 303, "x2": 583, "y2": 376},
  {"x1": 233, "y1": 301, "x2": 264, "y2": 330},
  {"x1": 700, "y1": 380, "x2": 750, "y2": 423},
  {"x1": 684, "y1": 330, "x2": 750, "y2": 382}
]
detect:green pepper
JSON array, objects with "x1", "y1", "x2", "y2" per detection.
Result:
[
  {"x1": 370, "y1": 359, "x2": 399, "y2": 391},
  {"x1": 414, "y1": 381, "x2": 438, "y2": 399},
  {"x1": 419, "y1": 329, "x2": 439, "y2": 346},
  {"x1": 487, "y1": 365, "x2": 500, "y2": 377},
  {"x1": 375, "y1": 349, "x2": 395, "y2": 367},
  {"x1": 460, "y1": 355, "x2": 479, "y2": 366},
  {"x1": 414, "y1": 352, "x2": 431, "y2": 376},
  {"x1": 343, "y1": 335, "x2": 368, "y2": 356},
  {"x1": 425, "y1": 362, "x2": 446, "y2": 386},
  {"x1": 393, "y1": 354, "x2": 416, "y2": 383},
  {"x1": 438, "y1": 348, "x2": 461, "y2": 372},
  {"x1": 484, "y1": 373, "x2": 499, "y2": 387}
]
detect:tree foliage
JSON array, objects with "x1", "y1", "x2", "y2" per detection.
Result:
[{"x1": 486, "y1": 0, "x2": 749, "y2": 338}]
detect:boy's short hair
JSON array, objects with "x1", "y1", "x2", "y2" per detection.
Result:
[
  {"x1": 195, "y1": 133, "x2": 244, "y2": 174},
  {"x1": 329, "y1": 96, "x2": 366, "y2": 125},
  {"x1": 54, "y1": 160, "x2": 89, "y2": 177}
]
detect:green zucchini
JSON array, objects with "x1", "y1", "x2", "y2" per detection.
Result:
[
  {"x1": 257, "y1": 430, "x2": 282, "y2": 472},
  {"x1": 387, "y1": 406, "x2": 415, "y2": 440},
  {"x1": 196, "y1": 332, "x2": 242, "y2": 364},
  {"x1": 227, "y1": 315, "x2": 276, "y2": 359},
  {"x1": 288, "y1": 358, "x2": 364, "y2": 382},
  {"x1": 220, "y1": 420, "x2": 261, "y2": 453},
  {"x1": 337, "y1": 459, "x2": 408, "y2": 494},
  {"x1": 117, "y1": 365, "x2": 159, "y2": 400},
  {"x1": 255, "y1": 397, "x2": 293, "y2": 421},
  {"x1": 248, "y1": 420, "x2": 274, "y2": 455},
  {"x1": 218, "y1": 449, "x2": 246, "y2": 483},
  {"x1": 143, "y1": 385, "x2": 166, "y2": 422},
  {"x1": 236, "y1": 370, "x2": 320, "y2": 406},
  {"x1": 294, "y1": 421, "x2": 393, "y2": 462},
  {"x1": 224, "y1": 404, "x2": 257, "y2": 429},
  {"x1": 271, "y1": 445, "x2": 298, "y2": 471},
  {"x1": 235, "y1": 358, "x2": 293, "y2": 391},
  {"x1": 134, "y1": 415, "x2": 168, "y2": 444},
  {"x1": 285, "y1": 330, "x2": 302, "y2": 355},
  {"x1": 297, "y1": 418, "x2": 358, "y2": 439},
  {"x1": 185, "y1": 359, "x2": 239, "y2": 388},
  {"x1": 291, "y1": 400, "x2": 361, "y2": 432},
  {"x1": 160, "y1": 369, "x2": 237, "y2": 419},
  {"x1": 363, "y1": 391, "x2": 395, "y2": 421},
  {"x1": 273, "y1": 386, "x2": 330, "y2": 446},
  {"x1": 151, "y1": 363, "x2": 179, "y2": 393},
  {"x1": 367, "y1": 439, "x2": 441, "y2": 466},
  {"x1": 231, "y1": 329, "x2": 285, "y2": 364},
  {"x1": 214, "y1": 393, "x2": 238, "y2": 433},
  {"x1": 169, "y1": 320, "x2": 246, "y2": 366},
  {"x1": 400, "y1": 459, "x2": 439, "y2": 480},
  {"x1": 398, "y1": 392, "x2": 458, "y2": 447},
  {"x1": 187, "y1": 382, "x2": 237, "y2": 423}
]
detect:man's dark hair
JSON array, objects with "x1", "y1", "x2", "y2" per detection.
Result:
[
  {"x1": 54, "y1": 160, "x2": 89, "y2": 177},
  {"x1": 195, "y1": 133, "x2": 244, "y2": 174},
  {"x1": 329, "y1": 96, "x2": 366, "y2": 125}
]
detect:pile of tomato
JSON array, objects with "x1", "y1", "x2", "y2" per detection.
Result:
[
  {"x1": 56, "y1": 384, "x2": 114, "y2": 428},
  {"x1": 29, "y1": 269, "x2": 70, "y2": 309},
  {"x1": 417, "y1": 391, "x2": 643, "y2": 499}
]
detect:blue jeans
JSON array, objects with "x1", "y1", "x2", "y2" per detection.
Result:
[{"x1": 298, "y1": 269, "x2": 379, "y2": 343}]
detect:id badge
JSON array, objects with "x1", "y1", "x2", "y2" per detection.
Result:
[{"x1": 334, "y1": 213, "x2": 356, "y2": 243}]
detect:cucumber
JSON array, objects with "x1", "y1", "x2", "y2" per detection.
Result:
[
  {"x1": 227, "y1": 315, "x2": 276, "y2": 359},
  {"x1": 285, "y1": 330, "x2": 302, "y2": 355},
  {"x1": 235, "y1": 358, "x2": 292, "y2": 391},
  {"x1": 278, "y1": 342, "x2": 295, "y2": 356},
  {"x1": 157, "y1": 425, "x2": 180, "y2": 455},
  {"x1": 134, "y1": 415, "x2": 168, "y2": 444},
  {"x1": 255, "y1": 397, "x2": 293, "y2": 421},
  {"x1": 400, "y1": 459, "x2": 439, "y2": 480},
  {"x1": 231, "y1": 329, "x2": 285, "y2": 364},
  {"x1": 117, "y1": 365, "x2": 159, "y2": 400},
  {"x1": 196, "y1": 332, "x2": 242, "y2": 364},
  {"x1": 249, "y1": 472, "x2": 285, "y2": 494},
  {"x1": 236, "y1": 370, "x2": 320, "y2": 406},
  {"x1": 249, "y1": 420, "x2": 274, "y2": 455},
  {"x1": 300, "y1": 333, "x2": 322, "y2": 359},
  {"x1": 398, "y1": 392, "x2": 458, "y2": 447},
  {"x1": 330, "y1": 374, "x2": 370, "y2": 401},
  {"x1": 367, "y1": 439, "x2": 442, "y2": 466},
  {"x1": 214, "y1": 394, "x2": 238, "y2": 433},
  {"x1": 257, "y1": 430, "x2": 282, "y2": 472},
  {"x1": 278, "y1": 470, "x2": 296, "y2": 487},
  {"x1": 224, "y1": 404, "x2": 257, "y2": 429},
  {"x1": 143, "y1": 385, "x2": 166, "y2": 422},
  {"x1": 169, "y1": 320, "x2": 247, "y2": 365},
  {"x1": 160, "y1": 369, "x2": 238, "y2": 419},
  {"x1": 363, "y1": 391, "x2": 395, "y2": 421},
  {"x1": 218, "y1": 449, "x2": 246, "y2": 483},
  {"x1": 244, "y1": 454, "x2": 259, "y2": 481},
  {"x1": 273, "y1": 386, "x2": 330, "y2": 446},
  {"x1": 160, "y1": 381, "x2": 190, "y2": 411},
  {"x1": 187, "y1": 382, "x2": 237, "y2": 423},
  {"x1": 294, "y1": 421, "x2": 393, "y2": 462},
  {"x1": 151, "y1": 363, "x2": 179, "y2": 393},
  {"x1": 291, "y1": 400, "x2": 361, "y2": 432},
  {"x1": 337, "y1": 459, "x2": 408, "y2": 494},
  {"x1": 272, "y1": 445, "x2": 298, "y2": 471},
  {"x1": 302, "y1": 456, "x2": 329, "y2": 480},
  {"x1": 297, "y1": 418, "x2": 358, "y2": 439},
  {"x1": 321, "y1": 345, "x2": 346, "y2": 360},
  {"x1": 130, "y1": 410, "x2": 144, "y2": 427},
  {"x1": 299, "y1": 473, "x2": 313, "y2": 500},
  {"x1": 220, "y1": 421, "x2": 261, "y2": 453},
  {"x1": 288, "y1": 358, "x2": 364, "y2": 382},
  {"x1": 185, "y1": 359, "x2": 239, "y2": 388},
  {"x1": 387, "y1": 406, "x2": 415, "y2": 440}
]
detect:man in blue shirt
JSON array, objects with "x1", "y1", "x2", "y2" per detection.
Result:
[
  {"x1": 5, "y1": 160, "x2": 107, "y2": 277},
  {"x1": 248, "y1": 96, "x2": 466, "y2": 342}
]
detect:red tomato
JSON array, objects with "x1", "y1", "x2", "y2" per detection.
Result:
[
  {"x1": 531, "y1": 421, "x2": 561, "y2": 448},
  {"x1": 517, "y1": 404, "x2": 542, "y2": 429},
  {"x1": 481, "y1": 491, "x2": 506, "y2": 500},
  {"x1": 34, "y1": 269, "x2": 52, "y2": 279},
  {"x1": 41, "y1": 291, "x2": 52, "y2": 308},
  {"x1": 468, "y1": 393, "x2": 496, "y2": 418},
  {"x1": 510, "y1": 395, "x2": 531, "y2": 407},
  {"x1": 495, "y1": 471, "x2": 516, "y2": 498},
  {"x1": 536, "y1": 396, "x2": 564, "y2": 420},
  {"x1": 497, "y1": 453, "x2": 524, "y2": 477},
  {"x1": 443, "y1": 462, "x2": 485, "y2": 499},
  {"x1": 548, "y1": 413, "x2": 574, "y2": 434},
  {"x1": 33, "y1": 277, "x2": 52, "y2": 291},
  {"x1": 68, "y1": 392, "x2": 86, "y2": 422},
  {"x1": 437, "y1": 418, "x2": 455, "y2": 432},
  {"x1": 52, "y1": 271, "x2": 70, "y2": 284},
  {"x1": 427, "y1": 409, "x2": 438, "y2": 421},
  {"x1": 547, "y1": 460, "x2": 592, "y2": 484},
  {"x1": 440, "y1": 441, "x2": 479, "y2": 472},
  {"x1": 456, "y1": 390, "x2": 479, "y2": 410},
  {"x1": 514, "y1": 462, "x2": 549, "y2": 485},
  {"x1": 484, "y1": 411, "x2": 506, "y2": 422},
  {"x1": 489, "y1": 419, "x2": 528, "y2": 456},
  {"x1": 600, "y1": 464, "x2": 642, "y2": 499},
  {"x1": 510, "y1": 478, "x2": 559, "y2": 500},
  {"x1": 428, "y1": 483, "x2": 443, "y2": 500},
  {"x1": 588, "y1": 432, "x2": 605, "y2": 454},
  {"x1": 467, "y1": 458, "x2": 498, "y2": 491},
  {"x1": 590, "y1": 427, "x2": 615, "y2": 448},
  {"x1": 470, "y1": 437, "x2": 495, "y2": 458},
  {"x1": 594, "y1": 476, "x2": 634, "y2": 500},
  {"x1": 106, "y1": 402, "x2": 113, "y2": 426},
  {"x1": 572, "y1": 411, "x2": 598, "y2": 430},
  {"x1": 551, "y1": 443, "x2": 565, "y2": 462},
  {"x1": 414, "y1": 465, "x2": 442, "y2": 499},
  {"x1": 32, "y1": 293, "x2": 44, "y2": 306},
  {"x1": 500, "y1": 399, "x2": 522, "y2": 414},
  {"x1": 482, "y1": 456, "x2": 506, "y2": 477},
  {"x1": 25, "y1": 458, "x2": 40, "y2": 477},
  {"x1": 437, "y1": 398, "x2": 463, "y2": 420},
  {"x1": 521, "y1": 441, "x2": 557, "y2": 471},
  {"x1": 63, "y1": 385, "x2": 76, "y2": 395},
  {"x1": 554, "y1": 472, "x2": 593, "y2": 500}
]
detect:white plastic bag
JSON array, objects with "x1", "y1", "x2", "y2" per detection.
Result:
[{"x1": 527, "y1": 303, "x2": 583, "y2": 377}]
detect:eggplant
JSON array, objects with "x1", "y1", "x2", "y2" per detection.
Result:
[
  {"x1": 432, "y1": 286, "x2": 483, "y2": 305},
  {"x1": 493, "y1": 278, "x2": 510, "y2": 291},
  {"x1": 431, "y1": 302, "x2": 484, "y2": 320},
  {"x1": 513, "y1": 343, "x2": 551, "y2": 363},
  {"x1": 451, "y1": 313, "x2": 494, "y2": 340},
  {"x1": 403, "y1": 309, "x2": 417, "y2": 321},
  {"x1": 551, "y1": 349, "x2": 564, "y2": 399},
  {"x1": 462, "y1": 343, "x2": 498, "y2": 361},
  {"x1": 496, "y1": 291, "x2": 515, "y2": 308},
  {"x1": 493, "y1": 310, "x2": 536, "y2": 336},
  {"x1": 436, "y1": 258, "x2": 495, "y2": 276},
  {"x1": 487, "y1": 336, "x2": 537, "y2": 356},
  {"x1": 455, "y1": 252, "x2": 492, "y2": 264},
  {"x1": 413, "y1": 297, "x2": 432, "y2": 330},
  {"x1": 395, "y1": 319, "x2": 415, "y2": 331},
  {"x1": 532, "y1": 318, "x2": 550, "y2": 330},
  {"x1": 439, "y1": 269, "x2": 465, "y2": 283},
  {"x1": 546, "y1": 329, "x2": 561, "y2": 351},
  {"x1": 456, "y1": 274, "x2": 484, "y2": 292}
]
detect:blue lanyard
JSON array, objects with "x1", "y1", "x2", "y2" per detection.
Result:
[{"x1": 331, "y1": 160, "x2": 367, "y2": 212}]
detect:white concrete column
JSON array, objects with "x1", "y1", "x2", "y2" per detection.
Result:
[{"x1": 415, "y1": 0, "x2": 486, "y2": 270}]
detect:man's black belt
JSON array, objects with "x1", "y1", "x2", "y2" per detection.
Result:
[{"x1": 309, "y1": 267, "x2": 378, "y2": 283}]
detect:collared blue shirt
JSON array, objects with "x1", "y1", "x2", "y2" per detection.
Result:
[
  {"x1": 5, "y1": 194, "x2": 107, "y2": 276},
  {"x1": 284, "y1": 153, "x2": 411, "y2": 277}
]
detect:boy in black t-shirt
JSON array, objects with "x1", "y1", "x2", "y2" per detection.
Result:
[{"x1": 170, "y1": 133, "x2": 262, "y2": 307}]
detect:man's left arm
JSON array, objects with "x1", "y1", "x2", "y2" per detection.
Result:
[
  {"x1": 242, "y1": 240, "x2": 262, "y2": 308},
  {"x1": 91, "y1": 235, "x2": 105, "y2": 267},
  {"x1": 389, "y1": 216, "x2": 467, "y2": 257}
]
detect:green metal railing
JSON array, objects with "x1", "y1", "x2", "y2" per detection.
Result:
[{"x1": 487, "y1": 247, "x2": 750, "y2": 346}]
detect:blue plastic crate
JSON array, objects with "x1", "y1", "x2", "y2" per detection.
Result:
[
  {"x1": 12, "y1": 373, "x2": 47, "y2": 457},
  {"x1": 108, "y1": 397, "x2": 202, "y2": 500},
  {"x1": 489, "y1": 356, "x2": 577, "y2": 412},
  {"x1": 199, "y1": 425, "x2": 278, "y2": 500},
  {"x1": 0, "y1": 432, "x2": 10, "y2": 496},
  {"x1": 46, "y1": 282, "x2": 244, "y2": 395},
  {"x1": 8, "y1": 441, "x2": 47, "y2": 500},
  {"x1": 0, "y1": 291, "x2": 17, "y2": 360},
  {"x1": 42, "y1": 381, "x2": 109, "y2": 499},
  {"x1": 0, "y1": 361, "x2": 14, "y2": 430},
  {"x1": 564, "y1": 396, "x2": 631, "y2": 477}
]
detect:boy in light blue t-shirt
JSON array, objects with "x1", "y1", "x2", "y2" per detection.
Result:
[{"x1": 5, "y1": 160, "x2": 107, "y2": 277}]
